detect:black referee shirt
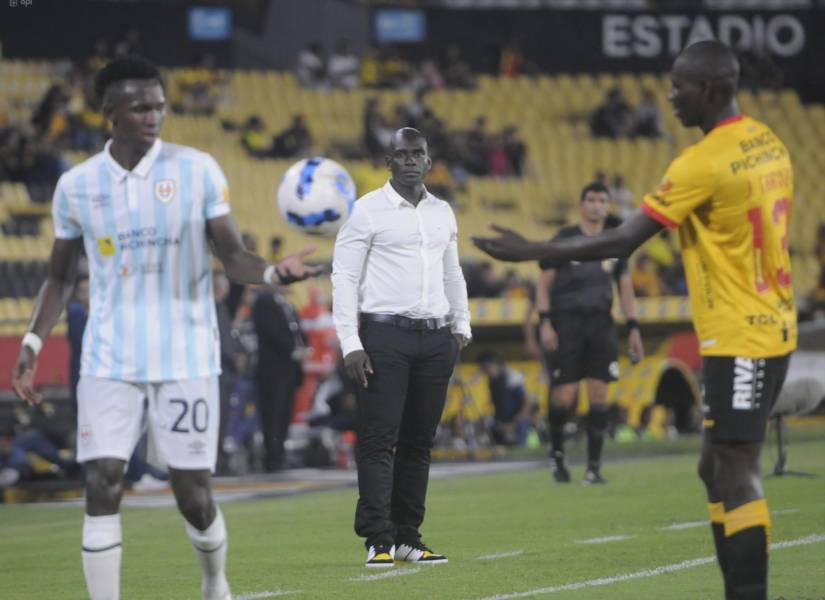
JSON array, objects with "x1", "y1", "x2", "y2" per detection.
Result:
[{"x1": 538, "y1": 223, "x2": 628, "y2": 313}]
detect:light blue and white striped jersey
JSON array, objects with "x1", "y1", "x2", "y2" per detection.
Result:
[{"x1": 52, "y1": 139, "x2": 231, "y2": 382}]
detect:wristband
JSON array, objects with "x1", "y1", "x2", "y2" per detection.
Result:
[
  {"x1": 262, "y1": 264, "x2": 277, "y2": 285},
  {"x1": 626, "y1": 318, "x2": 639, "y2": 331},
  {"x1": 22, "y1": 332, "x2": 43, "y2": 356},
  {"x1": 538, "y1": 311, "x2": 552, "y2": 322}
]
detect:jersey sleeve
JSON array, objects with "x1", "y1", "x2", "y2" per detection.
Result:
[
  {"x1": 202, "y1": 153, "x2": 231, "y2": 220},
  {"x1": 641, "y1": 147, "x2": 716, "y2": 229},
  {"x1": 51, "y1": 175, "x2": 82, "y2": 239}
]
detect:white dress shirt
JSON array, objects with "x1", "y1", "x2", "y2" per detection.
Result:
[{"x1": 332, "y1": 180, "x2": 472, "y2": 356}]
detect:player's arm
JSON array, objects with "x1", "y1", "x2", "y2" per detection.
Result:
[
  {"x1": 331, "y1": 203, "x2": 373, "y2": 387},
  {"x1": 207, "y1": 214, "x2": 320, "y2": 285},
  {"x1": 472, "y1": 210, "x2": 664, "y2": 263},
  {"x1": 535, "y1": 268, "x2": 558, "y2": 351},
  {"x1": 12, "y1": 238, "x2": 83, "y2": 404},
  {"x1": 617, "y1": 271, "x2": 644, "y2": 363}
]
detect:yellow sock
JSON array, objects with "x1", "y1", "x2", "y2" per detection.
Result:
[{"x1": 724, "y1": 499, "x2": 771, "y2": 546}]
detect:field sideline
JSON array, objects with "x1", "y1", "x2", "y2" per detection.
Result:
[{"x1": 2, "y1": 436, "x2": 824, "y2": 600}]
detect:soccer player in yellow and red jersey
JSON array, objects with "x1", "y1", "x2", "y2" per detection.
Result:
[{"x1": 473, "y1": 39, "x2": 795, "y2": 600}]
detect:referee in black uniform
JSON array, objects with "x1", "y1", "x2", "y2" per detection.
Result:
[
  {"x1": 332, "y1": 128, "x2": 471, "y2": 567},
  {"x1": 534, "y1": 181, "x2": 644, "y2": 484}
]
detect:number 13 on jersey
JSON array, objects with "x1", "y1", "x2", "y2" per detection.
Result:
[{"x1": 747, "y1": 197, "x2": 792, "y2": 293}]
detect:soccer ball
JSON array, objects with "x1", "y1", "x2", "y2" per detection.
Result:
[{"x1": 276, "y1": 157, "x2": 356, "y2": 236}]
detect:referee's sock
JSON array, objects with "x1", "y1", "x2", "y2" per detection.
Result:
[
  {"x1": 724, "y1": 499, "x2": 771, "y2": 600},
  {"x1": 708, "y1": 501, "x2": 734, "y2": 599},
  {"x1": 82, "y1": 513, "x2": 122, "y2": 600},
  {"x1": 185, "y1": 507, "x2": 231, "y2": 600},
  {"x1": 547, "y1": 405, "x2": 569, "y2": 458},
  {"x1": 586, "y1": 405, "x2": 608, "y2": 470}
]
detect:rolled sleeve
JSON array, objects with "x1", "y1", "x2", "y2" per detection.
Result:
[{"x1": 331, "y1": 202, "x2": 374, "y2": 356}]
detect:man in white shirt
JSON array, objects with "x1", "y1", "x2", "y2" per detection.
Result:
[
  {"x1": 11, "y1": 56, "x2": 320, "y2": 600},
  {"x1": 332, "y1": 128, "x2": 471, "y2": 568}
]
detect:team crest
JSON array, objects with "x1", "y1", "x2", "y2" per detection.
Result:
[{"x1": 154, "y1": 179, "x2": 176, "y2": 204}]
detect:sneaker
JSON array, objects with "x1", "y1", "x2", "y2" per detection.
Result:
[
  {"x1": 551, "y1": 452, "x2": 570, "y2": 483},
  {"x1": 395, "y1": 542, "x2": 448, "y2": 564},
  {"x1": 582, "y1": 468, "x2": 607, "y2": 485},
  {"x1": 365, "y1": 544, "x2": 395, "y2": 568}
]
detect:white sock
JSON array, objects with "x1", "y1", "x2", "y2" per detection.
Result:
[
  {"x1": 185, "y1": 507, "x2": 230, "y2": 600},
  {"x1": 82, "y1": 514, "x2": 122, "y2": 600}
]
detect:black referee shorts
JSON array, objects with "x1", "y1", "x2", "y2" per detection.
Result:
[
  {"x1": 702, "y1": 353, "x2": 791, "y2": 443},
  {"x1": 542, "y1": 310, "x2": 619, "y2": 385}
]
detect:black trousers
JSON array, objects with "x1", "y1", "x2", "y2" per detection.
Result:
[
  {"x1": 256, "y1": 372, "x2": 298, "y2": 471},
  {"x1": 354, "y1": 321, "x2": 458, "y2": 548}
]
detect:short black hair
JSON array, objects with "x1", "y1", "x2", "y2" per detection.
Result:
[
  {"x1": 580, "y1": 181, "x2": 610, "y2": 202},
  {"x1": 94, "y1": 55, "x2": 163, "y2": 105},
  {"x1": 478, "y1": 351, "x2": 501, "y2": 366}
]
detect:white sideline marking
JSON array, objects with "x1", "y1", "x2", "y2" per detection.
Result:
[
  {"x1": 575, "y1": 535, "x2": 636, "y2": 545},
  {"x1": 475, "y1": 534, "x2": 825, "y2": 600},
  {"x1": 660, "y1": 520, "x2": 707, "y2": 531},
  {"x1": 235, "y1": 591, "x2": 301, "y2": 599},
  {"x1": 772, "y1": 508, "x2": 800, "y2": 515},
  {"x1": 476, "y1": 550, "x2": 525, "y2": 561},
  {"x1": 350, "y1": 567, "x2": 421, "y2": 582}
]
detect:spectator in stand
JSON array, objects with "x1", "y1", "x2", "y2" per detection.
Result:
[
  {"x1": 443, "y1": 44, "x2": 475, "y2": 89},
  {"x1": 590, "y1": 88, "x2": 632, "y2": 138},
  {"x1": 464, "y1": 115, "x2": 489, "y2": 176},
  {"x1": 269, "y1": 236, "x2": 283, "y2": 264},
  {"x1": 363, "y1": 97, "x2": 393, "y2": 159},
  {"x1": 632, "y1": 89, "x2": 664, "y2": 138},
  {"x1": 467, "y1": 262, "x2": 505, "y2": 298},
  {"x1": 240, "y1": 116, "x2": 272, "y2": 159},
  {"x1": 296, "y1": 42, "x2": 327, "y2": 89},
  {"x1": 359, "y1": 46, "x2": 381, "y2": 88},
  {"x1": 502, "y1": 126, "x2": 527, "y2": 176},
  {"x1": 31, "y1": 84, "x2": 72, "y2": 146},
  {"x1": 86, "y1": 38, "x2": 110, "y2": 75},
  {"x1": 328, "y1": 39, "x2": 360, "y2": 90},
  {"x1": 379, "y1": 47, "x2": 412, "y2": 89},
  {"x1": 487, "y1": 133, "x2": 509, "y2": 177},
  {"x1": 478, "y1": 352, "x2": 531, "y2": 447},
  {"x1": 424, "y1": 159, "x2": 456, "y2": 202},
  {"x1": 413, "y1": 60, "x2": 445, "y2": 92},
  {"x1": 631, "y1": 253, "x2": 664, "y2": 297},
  {"x1": 271, "y1": 114, "x2": 313, "y2": 159},
  {"x1": 609, "y1": 174, "x2": 634, "y2": 220}
]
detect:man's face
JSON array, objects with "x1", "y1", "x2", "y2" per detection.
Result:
[
  {"x1": 386, "y1": 136, "x2": 431, "y2": 186},
  {"x1": 105, "y1": 79, "x2": 165, "y2": 150},
  {"x1": 580, "y1": 191, "x2": 609, "y2": 224},
  {"x1": 667, "y1": 63, "x2": 706, "y2": 128}
]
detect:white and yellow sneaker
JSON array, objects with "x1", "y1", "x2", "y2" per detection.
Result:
[
  {"x1": 365, "y1": 544, "x2": 395, "y2": 568},
  {"x1": 395, "y1": 542, "x2": 448, "y2": 564}
]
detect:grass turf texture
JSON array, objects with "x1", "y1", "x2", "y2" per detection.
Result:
[{"x1": 2, "y1": 435, "x2": 823, "y2": 600}]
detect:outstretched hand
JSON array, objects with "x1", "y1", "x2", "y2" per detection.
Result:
[
  {"x1": 275, "y1": 245, "x2": 324, "y2": 284},
  {"x1": 471, "y1": 225, "x2": 544, "y2": 262}
]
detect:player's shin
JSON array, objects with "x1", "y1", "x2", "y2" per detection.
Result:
[
  {"x1": 724, "y1": 499, "x2": 771, "y2": 600},
  {"x1": 586, "y1": 405, "x2": 608, "y2": 470},
  {"x1": 82, "y1": 514, "x2": 122, "y2": 600},
  {"x1": 547, "y1": 405, "x2": 569, "y2": 457},
  {"x1": 185, "y1": 506, "x2": 231, "y2": 600},
  {"x1": 708, "y1": 501, "x2": 734, "y2": 599}
]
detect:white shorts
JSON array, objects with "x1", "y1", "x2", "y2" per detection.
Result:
[{"x1": 76, "y1": 376, "x2": 219, "y2": 471}]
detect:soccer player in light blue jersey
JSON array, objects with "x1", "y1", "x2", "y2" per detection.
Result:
[{"x1": 11, "y1": 56, "x2": 320, "y2": 600}]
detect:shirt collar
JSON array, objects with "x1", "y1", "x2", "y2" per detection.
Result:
[
  {"x1": 104, "y1": 138, "x2": 162, "y2": 181},
  {"x1": 383, "y1": 179, "x2": 433, "y2": 208}
]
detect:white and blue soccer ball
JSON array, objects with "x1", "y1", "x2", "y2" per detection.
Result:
[{"x1": 276, "y1": 157, "x2": 356, "y2": 237}]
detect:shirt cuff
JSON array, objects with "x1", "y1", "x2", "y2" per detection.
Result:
[
  {"x1": 340, "y1": 334, "x2": 364, "y2": 357},
  {"x1": 451, "y1": 322, "x2": 472, "y2": 340}
]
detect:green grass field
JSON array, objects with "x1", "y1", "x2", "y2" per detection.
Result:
[{"x1": 2, "y1": 436, "x2": 824, "y2": 600}]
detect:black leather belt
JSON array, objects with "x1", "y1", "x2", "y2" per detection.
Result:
[{"x1": 360, "y1": 313, "x2": 449, "y2": 330}]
